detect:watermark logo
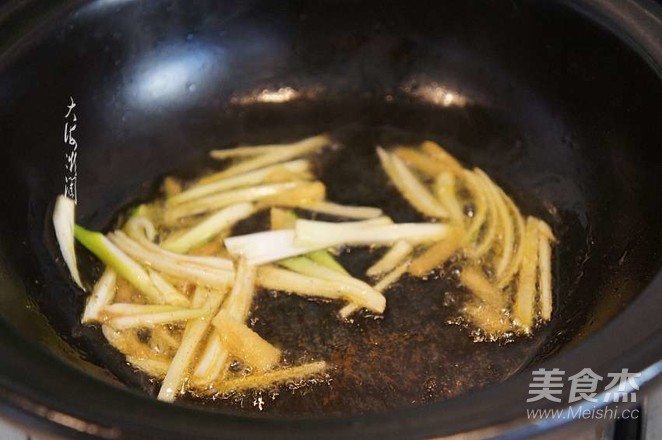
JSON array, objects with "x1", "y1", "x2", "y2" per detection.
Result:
[
  {"x1": 526, "y1": 368, "x2": 641, "y2": 420},
  {"x1": 64, "y1": 96, "x2": 78, "y2": 202}
]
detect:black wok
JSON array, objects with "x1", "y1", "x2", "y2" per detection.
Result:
[{"x1": 1, "y1": 0, "x2": 662, "y2": 438}]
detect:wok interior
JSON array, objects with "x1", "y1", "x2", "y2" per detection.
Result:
[{"x1": 0, "y1": 0, "x2": 661, "y2": 416}]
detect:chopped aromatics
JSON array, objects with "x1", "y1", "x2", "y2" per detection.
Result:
[
  {"x1": 125, "y1": 215, "x2": 157, "y2": 242},
  {"x1": 193, "y1": 258, "x2": 256, "y2": 385},
  {"x1": 168, "y1": 159, "x2": 311, "y2": 206},
  {"x1": 434, "y1": 172, "x2": 465, "y2": 224},
  {"x1": 147, "y1": 270, "x2": 191, "y2": 307},
  {"x1": 462, "y1": 169, "x2": 489, "y2": 242},
  {"x1": 206, "y1": 361, "x2": 328, "y2": 394},
  {"x1": 102, "y1": 303, "x2": 187, "y2": 316},
  {"x1": 279, "y1": 257, "x2": 385, "y2": 306},
  {"x1": 513, "y1": 217, "x2": 540, "y2": 332},
  {"x1": 138, "y1": 235, "x2": 233, "y2": 271},
  {"x1": 82, "y1": 269, "x2": 117, "y2": 323},
  {"x1": 125, "y1": 216, "x2": 233, "y2": 271},
  {"x1": 192, "y1": 332, "x2": 227, "y2": 386},
  {"x1": 150, "y1": 326, "x2": 182, "y2": 351},
  {"x1": 102, "y1": 325, "x2": 172, "y2": 376},
  {"x1": 225, "y1": 218, "x2": 388, "y2": 265},
  {"x1": 163, "y1": 177, "x2": 183, "y2": 197},
  {"x1": 127, "y1": 356, "x2": 171, "y2": 378},
  {"x1": 295, "y1": 219, "x2": 446, "y2": 248},
  {"x1": 377, "y1": 147, "x2": 448, "y2": 218},
  {"x1": 270, "y1": 211, "x2": 355, "y2": 309},
  {"x1": 491, "y1": 186, "x2": 515, "y2": 280},
  {"x1": 127, "y1": 203, "x2": 153, "y2": 221},
  {"x1": 109, "y1": 231, "x2": 234, "y2": 288},
  {"x1": 225, "y1": 229, "x2": 323, "y2": 265},
  {"x1": 460, "y1": 266, "x2": 507, "y2": 311},
  {"x1": 209, "y1": 142, "x2": 321, "y2": 160},
  {"x1": 463, "y1": 301, "x2": 512, "y2": 337},
  {"x1": 213, "y1": 310, "x2": 281, "y2": 372},
  {"x1": 106, "y1": 307, "x2": 210, "y2": 330},
  {"x1": 270, "y1": 207, "x2": 298, "y2": 230},
  {"x1": 459, "y1": 268, "x2": 512, "y2": 337},
  {"x1": 307, "y1": 250, "x2": 349, "y2": 275},
  {"x1": 409, "y1": 225, "x2": 464, "y2": 277},
  {"x1": 227, "y1": 217, "x2": 396, "y2": 264},
  {"x1": 373, "y1": 260, "x2": 410, "y2": 293},
  {"x1": 53, "y1": 195, "x2": 83, "y2": 288},
  {"x1": 338, "y1": 256, "x2": 411, "y2": 319},
  {"x1": 223, "y1": 258, "x2": 257, "y2": 320},
  {"x1": 158, "y1": 287, "x2": 225, "y2": 402},
  {"x1": 68, "y1": 132, "x2": 557, "y2": 405},
  {"x1": 164, "y1": 182, "x2": 303, "y2": 223},
  {"x1": 299, "y1": 251, "x2": 360, "y2": 315},
  {"x1": 496, "y1": 193, "x2": 526, "y2": 289},
  {"x1": 537, "y1": 220, "x2": 555, "y2": 321},
  {"x1": 419, "y1": 140, "x2": 464, "y2": 175},
  {"x1": 203, "y1": 134, "x2": 330, "y2": 183},
  {"x1": 470, "y1": 169, "x2": 500, "y2": 258},
  {"x1": 258, "y1": 265, "x2": 386, "y2": 313},
  {"x1": 366, "y1": 240, "x2": 413, "y2": 277},
  {"x1": 297, "y1": 201, "x2": 383, "y2": 219},
  {"x1": 393, "y1": 147, "x2": 448, "y2": 178},
  {"x1": 75, "y1": 225, "x2": 167, "y2": 304},
  {"x1": 338, "y1": 303, "x2": 361, "y2": 319},
  {"x1": 161, "y1": 202, "x2": 255, "y2": 253},
  {"x1": 255, "y1": 181, "x2": 326, "y2": 209}
]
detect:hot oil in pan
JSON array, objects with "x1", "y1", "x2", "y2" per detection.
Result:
[{"x1": 169, "y1": 126, "x2": 557, "y2": 415}]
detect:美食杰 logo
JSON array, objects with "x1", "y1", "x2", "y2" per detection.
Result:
[{"x1": 526, "y1": 368, "x2": 641, "y2": 420}]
